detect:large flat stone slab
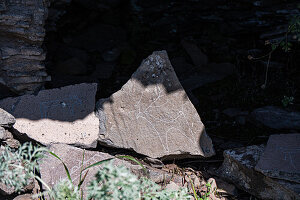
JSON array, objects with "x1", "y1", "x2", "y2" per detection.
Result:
[
  {"x1": 0, "y1": 83, "x2": 99, "y2": 148},
  {"x1": 39, "y1": 144, "x2": 185, "y2": 195},
  {"x1": 255, "y1": 133, "x2": 300, "y2": 183},
  {"x1": 96, "y1": 51, "x2": 214, "y2": 159},
  {"x1": 40, "y1": 144, "x2": 135, "y2": 193},
  {"x1": 218, "y1": 145, "x2": 300, "y2": 200}
]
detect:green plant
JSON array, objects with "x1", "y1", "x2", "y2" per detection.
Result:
[
  {"x1": 0, "y1": 142, "x2": 191, "y2": 200},
  {"x1": 199, "y1": 182, "x2": 211, "y2": 200},
  {"x1": 0, "y1": 142, "x2": 48, "y2": 192},
  {"x1": 190, "y1": 177, "x2": 213, "y2": 200},
  {"x1": 282, "y1": 96, "x2": 294, "y2": 107},
  {"x1": 248, "y1": 15, "x2": 300, "y2": 89}
]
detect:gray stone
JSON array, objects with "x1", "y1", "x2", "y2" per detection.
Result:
[
  {"x1": 40, "y1": 144, "x2": 184, "y2": 195},
  {"x1": 0, "y1": 108, "x2": 16, "y2": 128},
  {"x1": 40, "y1": 144, "x2": 139, "y2": 194},
  {"x1": 255, "y1": 133, "x2": 300, "y2": 183},
  {"x1": 96, "y1": 51, "x2": 214, "y2": 159},
  {"x1": 218, "y1": 145, "x2": 300, "y2": 200},
  {"x1": 0, "y1": 127, "x2": 5, "y2": 139},
  {"x1": 0, "y1": 0, "x2": 50, "y2": 94},
  {"x1": 251, "y1": 106, "x2": 300, "y2": 130},
  {"x1": 13, "y1": 194, "x2": 33, "y2": 200},
  {"x1": 0, "y1": 83, "x2": 99, "y2": 148},
  {"x1": 181, "y1": 40, "x2": 208, "y2": 67}
]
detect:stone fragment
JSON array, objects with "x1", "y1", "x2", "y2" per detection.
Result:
[
  {"x1": 0, "y1": 108, "x2": 16, "y2": 128},
  {"x1": 0, "y1": 127, "x2": 5, "y2": 139},
  {"x1": 13, "y1": 194, "x2": 33, "y2": 200},
  {"x1": 0, "y1": 177, "x2": 35, "y2": 196},
  {"x1": 181, "y1": 40, "x2": 208, "y2": 67},
  {"x1": 251, "y1": 106, "x2": 300, "y2": 130},
  {"x1": 96, "y1": 51, "x2": 214, "y2": 158},
  {"x1": 218, "y1": 145, "x2": 300, "y2": 200},
  {"x1": 144, "y1": 157, "x2": 164, "y2": 169},
  {"x1": 255, "y1": 133, "x2": 300, "y2": 183},
  {"x1": 0, "y1": 83, "x2": 99, "y2": 148},
  {"x1": 165, "y1": 181, "x2": 180, "y2": 191}
]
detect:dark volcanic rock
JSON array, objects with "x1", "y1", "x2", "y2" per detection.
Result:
[{"x1": 251, "y1": 106, "x2": 300, "y2": 130}]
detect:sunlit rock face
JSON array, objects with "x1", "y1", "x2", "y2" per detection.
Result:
[
  {"x1": 0, "y1": 83, "x2": 99, "y2": 148},
  {"x1": 0, "y1": 0, "x2": 50, "y2": 95},
  {"x1": 96, "y1": 51, "x2": 215, "y2": 159}
]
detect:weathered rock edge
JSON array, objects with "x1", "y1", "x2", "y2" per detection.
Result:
[{"x1": 218, "y1": 145, "x2": 300, "y2": 200}]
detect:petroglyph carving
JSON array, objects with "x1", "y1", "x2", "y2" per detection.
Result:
[{"x1": 97, "y1": 51, "x2": 214, "y2": 158}]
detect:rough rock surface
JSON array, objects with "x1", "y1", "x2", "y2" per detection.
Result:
[
  {"x1": 255, "y1": 133, "x2": 300, "y2": 183},
  {"x1": 0, "y1": 0, "x2": 50, "y2": 95},
  {"x1": 251, "y1": 106, "x2": 300, "y2": 130},
  {"x1": 40, "y1": 144, "x2": 136, "y2": 194},
  {"x1": 0, "y1": 108, "x2": 16, "y2": 128},
  {"x1": 0, "y1": 83, "x2": 99, "y2": 148},
  {"x1": 218, "y1": 145, "x2": 300, "y2": 200},
  {"x1": 40, "y1": 144, "x2": 185, "y2": 194},
  {"x1": 96, "y1": 50, "x2": 214, "y2": 159}
]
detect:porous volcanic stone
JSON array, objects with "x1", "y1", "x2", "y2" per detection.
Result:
[
  {"x1": 255, "y1": 133, "x2": 300, "y2": 183},
  {"x1": 0, "y1": 83, "x2": 99, "y2": 148},
  {"x1": 96, "y1": 50, "x2": 214, "y2": 159},
  {"x1": 0, "y1": 108, "x2": 16, "y2": 128},
  {"x1": 218, "y1": 145, "x2": 300, "y2": 200}
]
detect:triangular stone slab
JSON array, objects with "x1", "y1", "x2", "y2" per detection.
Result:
[
  {"x1": 96, "y1": 51, "x2": 214, "y2": 158},
  {"x1": 0, "y1": 83, "x2": 99, "y2": 148}
]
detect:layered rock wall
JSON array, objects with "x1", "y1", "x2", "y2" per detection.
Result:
[{"x1": 0, "y1": 0, "x2": 50, "y2": 95}]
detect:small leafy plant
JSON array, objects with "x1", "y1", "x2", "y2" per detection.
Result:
[
  {"x1": 0, "y1": 142, "x2": 191, "y2": 200},
  {"x1": 282, "y1": 96, "x2": 294, "y2": 107}
]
